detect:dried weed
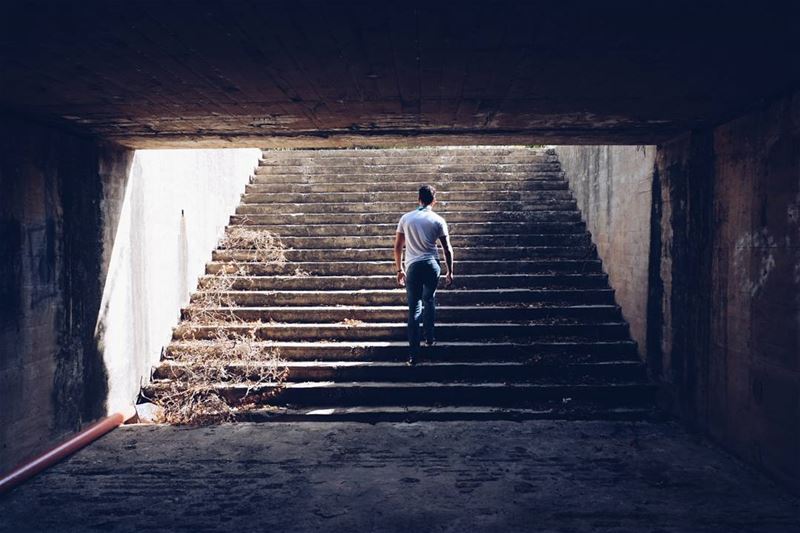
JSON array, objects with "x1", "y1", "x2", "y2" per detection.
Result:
[
  {"x1": 147, "y1": 226, "x2": 290, "y2": 424},
  {"x1": 220, "y1": 225, "x2": 287, "y2": 263},
  {"x1": 148, "y1": 328, "x2": 288, "y2": 424}
]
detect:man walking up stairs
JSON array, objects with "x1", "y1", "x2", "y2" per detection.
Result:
[{"x1": 394, "y1": 185, "x2": 454, "y2": 366}]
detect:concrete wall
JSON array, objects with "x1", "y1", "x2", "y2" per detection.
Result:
[
  {"x1": 554, "y1": 95, "x2": 799, "y2": 491},
  {"x1": 554, "y1": 146, "x2": 657, "y2": 358},
  {"x1": 0, "y1": 115, "x2": 260, "y2": 473},
  {"x1": 711, "y1": 98, "x2": 800, "y2": 490},
  {"x1": 98, "y1": 149, "x2": 260, "y2": 414},
  {"x1": 651, "y1": 132, "x2": 716, "y2": 416},
  {"x1": 652, "y1": 93, "x2": 800, "y2": 491},
  {"x1": 0, "y1": 118, "x2": 133, "y2": 472}
]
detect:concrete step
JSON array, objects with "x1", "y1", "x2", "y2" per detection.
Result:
[
  {"x1": 206, "y1": 259, "x2": 604, "y2": 276},
  {"x1": 229, "y1": 221, "x2": 587, "y2": 236},
  {"x1": 254, "y1": 162, "x2": 563, "y2": 174},
  {"x1": 182, "y1": 304, "x2": 622, "y2": 323},
  {"x1": 235, "y1": 405, "x2": 660, "y2": 422},
  {"x1": 245, "y1": 180, "x2": 569, "y2": 194},
  {"x1": 213, "y1": 246, "x2": 596, "y2": 262},
  {"x1": 198, "y1": 273, "x2": 609, "y2": 291},
  {"x1": 174, "y1": 321, "x2": 630, "y2": 342},
  {"x1": 235, "y1": 200, "x2": 579, "y2": 214},
  {"x1": 259, "y1": 151, "x2": 559, "y2": 164},
  {"x1": 252, "y1": 171, "x2": 565, "y2": 184},
  {"x1": 224, "y1": 233, "x2": 591, "y2": 250},
  {"x1": 231, "y1": 212, "x2": 584, "y2": 225},
  {"x1": 154, "y1": 360, "x2": 646, "y2": 384},
  {"x1": 261, "y1": 146, "x2": 553, "y2": 155},
  {"x1": 193, "y1": 288, "x2": 615, "y2": 307},
  {"x1": 259, "y1": 151, "x2": 556, "y2": 166},
  {"x1": 240, "y1": 190, "x2": 573, "y2": 204},
  {"x1": 165, "y1": 339, "x2": 639, "y2": 361},
  {"x1": 145, "y1": 380, "x2": 655, "y2": 408}
]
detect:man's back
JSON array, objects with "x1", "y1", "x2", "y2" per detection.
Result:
[{"x1": 396, "y1": 206, "x2": 449, "y2": 268}]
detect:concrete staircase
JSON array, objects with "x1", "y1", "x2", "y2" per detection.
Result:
[{"x1": 147, "y1": 147, "x2": 656, "y2": 422}]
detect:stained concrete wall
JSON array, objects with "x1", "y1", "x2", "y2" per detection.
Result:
[
  {"x1": 0, "y1": 117, "x2": 133, "y2": 473},
  {"x1": 98, "y1": 149, "x2": 260, "y2": 414},
  {"x1": 711, "y1": 97, "x2": 799, "y2": 488},
  {"x1": 651, "y1": 132, "x2": 715, "y2": 417},
  {"x1": 553, "y1": 146, "x2": 656, "y2": 358},
  {"x1": 651, "y1": 93, "x2": 800, "y2": 491},
  {"x1": 0, "y1": 115, "x2": 260, "y2": 473},
  {"x1": 553, "y1": 98, "x2": 799, "y2": 492}
]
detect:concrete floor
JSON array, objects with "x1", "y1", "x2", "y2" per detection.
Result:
[{"x1": 1, "y1": 421, "x2": 798, "y2": 532}]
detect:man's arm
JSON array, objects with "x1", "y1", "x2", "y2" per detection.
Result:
[
  {"x1": 438, "y1": 234, "x2": 454, "y2": 286},
  {"x1": 394, "y1": 232, "x2": 406, "y2": 286}
]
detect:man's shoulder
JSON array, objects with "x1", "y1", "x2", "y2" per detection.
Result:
[{"x1": 398, "y1": 210, "x2": 415, "y2": 222}]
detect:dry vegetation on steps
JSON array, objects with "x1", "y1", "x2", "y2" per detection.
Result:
[{"x1": 143, "y1": 226, "x2": 290, "y2": 424}]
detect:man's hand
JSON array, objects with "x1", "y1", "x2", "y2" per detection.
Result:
[
  {"x1": 394, "y1": 233, "x2": 406, "y2": 287},
  {"x1": 438, "y1": 235, "x2": 454, "y2": 288}
]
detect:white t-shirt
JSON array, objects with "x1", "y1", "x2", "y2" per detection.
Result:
[{"x1": 396, "y1": 206, "x2": 449, "y2": 269}]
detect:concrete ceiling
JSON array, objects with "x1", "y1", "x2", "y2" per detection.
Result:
[{"x1": 2, "y1": 1, "x2": 799, "y2": 148}]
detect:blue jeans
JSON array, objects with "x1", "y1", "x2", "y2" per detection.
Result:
[{"x1": 405, "y1": 258, "x2": 441, "y2": 356}]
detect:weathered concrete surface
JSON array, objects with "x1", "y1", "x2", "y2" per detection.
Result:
[
  {"x1": 710, "y1": 93, "x2": 800, "y2": 490},
  {"x1": 2, "y1": 2, "x2": 800, "y2": 147},
  {"x1": 651, "y1": 91, "x2": 800, "y2": 491},
  {"x1": 0, "y1": 115, "x2": 260, "y2": 474},
  {"x1": 552, "y1": 93, "x2": 800, "y2": 492},
  {"x1": 653, "y1": 131, "x2": 714, "y2": 424},
  {"x1": 1, "y1": 421, "x2": 798, "y2": 532},
  {"x1": 553, "y1": 146, "x2": 656, "y2": 358},
  {"x1": 0, "y1": 116, "x2": 133, "y2": 474},
  {"x1": 99, "y1": 148, "x2": 260, "y2": 414}
]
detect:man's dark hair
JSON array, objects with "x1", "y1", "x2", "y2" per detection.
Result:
[{"x1": 418, "y1": 184, "x2": 436, "y2": 206}]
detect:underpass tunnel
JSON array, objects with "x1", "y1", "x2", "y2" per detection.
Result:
[{"x1": 0, "y1": 1, "x2": 798, "y2": 499}]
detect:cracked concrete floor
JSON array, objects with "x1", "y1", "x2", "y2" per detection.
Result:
[{"x1": 1, "y1": 421, "x2": 798, "y2": 532}]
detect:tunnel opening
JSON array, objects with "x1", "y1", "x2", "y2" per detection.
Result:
[{"x1": 132, "y1": 144, "x2": 656, "y2": 425}]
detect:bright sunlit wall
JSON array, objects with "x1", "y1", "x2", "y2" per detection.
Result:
[{"x1": 97, "y1": 148, "x2": 261, "y2": 414}]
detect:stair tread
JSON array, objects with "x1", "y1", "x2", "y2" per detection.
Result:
[
  {"x1": 246, "y1": 180, "x2": 568, "y2": 188},
  {"x1": 227, "y1": 233, "x2": 586, "y2": 238},
  {"x1": 218, "y1": 245, "x2": 588, "y2": 251},
  {"x1": 181, "y1": 321, "x2": 627, "y2": 327},
  {"x1": 232, "y1": 218, "x2": 581, "y2": 223},
  {"x1": 186, "y1": 319, "x2": 623, "y2": 326},
  {"x1": 233, "y1": 406, "x2": 659, "y2": 422},
  {"x1": 241, "y1": 405, "x2": 655, "y2": 415},
  {"x1": 209, "y1": 260, "x2": 600, "y2": 264},
  {"x1": 201, "y1": 274, "x2": 606, "y2": 280},
  {"x1": 184, "y1": 304, "x2": 618, "y2": 311},
  {"x1": 157, "y1": 360, "x2": 643, "y2": 369},
  {"x1": 150, "y1": 380, "x2": 652, "y2": 389},
  {"x1": 198, "y1": 289, "x2": 611, "y2": 294},
  {"x1": 168, "y1": 339, "x2": 635, "y2": 348}
]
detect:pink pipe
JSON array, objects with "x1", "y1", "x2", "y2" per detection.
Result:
[{"x1": 0, "y1": 406, "x2": 136, "y2": 494}]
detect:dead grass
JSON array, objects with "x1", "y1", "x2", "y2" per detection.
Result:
[
  {"x1": 147, "y1": 328, "x2": 288, "y2": 424},
  {"x1": 186, "y1": 227, "x2": 286, "y2": 324},
  {"x1": 220, "y1": 225, "x2": 287, "y2": 263},
  {"x1": 147, "y1": 226, "x2": 290, "y2": 424},
  {"x1": 188, "y1": 269, "x2": 241, "y2": 324}
]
